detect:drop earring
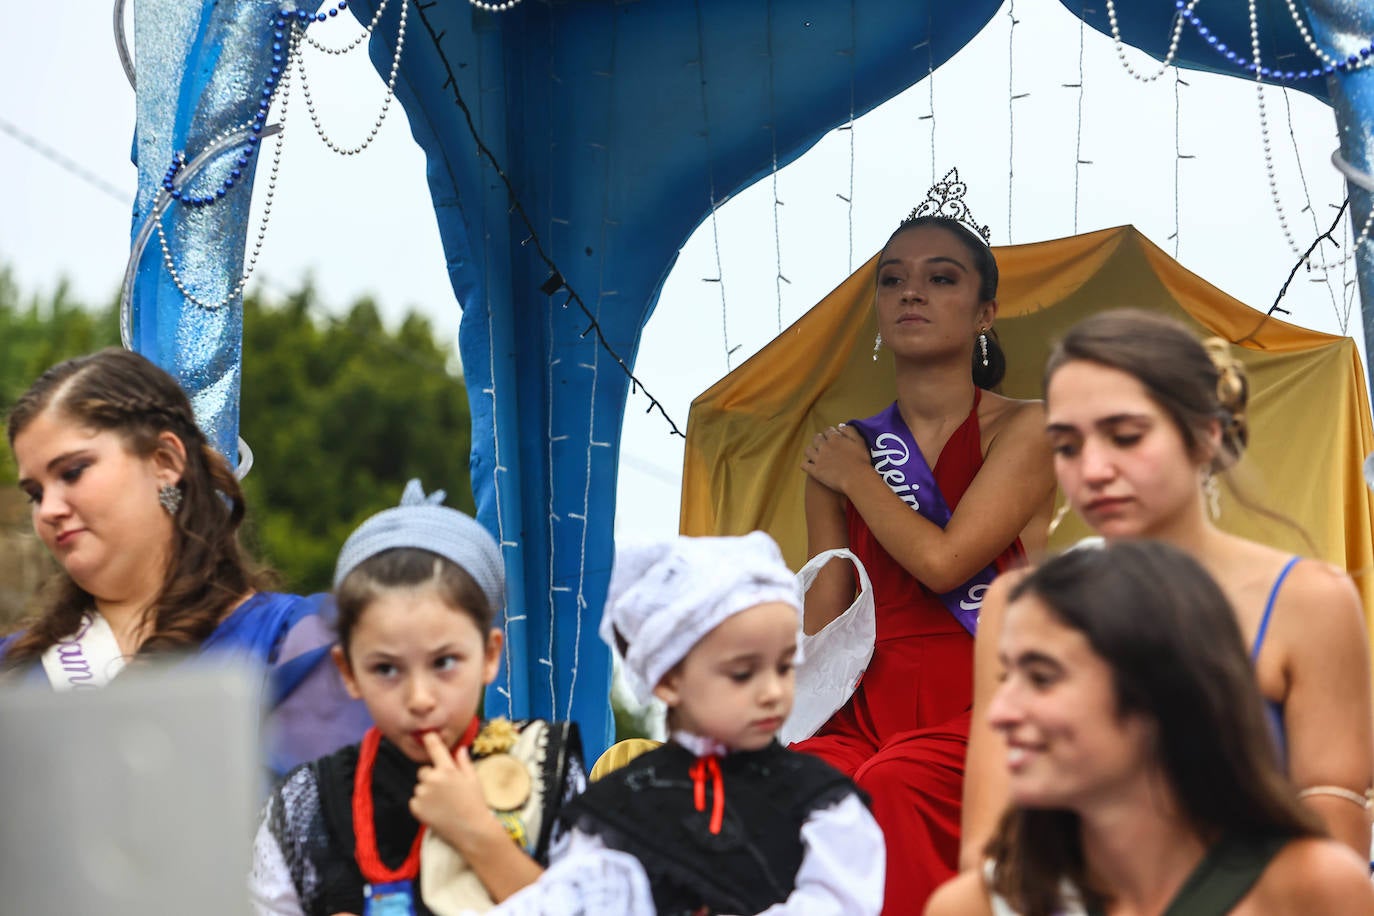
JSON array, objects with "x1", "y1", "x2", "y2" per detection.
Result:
[
  {"x1": 1046, "y1": 501, "x2": 1071, "y2": 538},
  {"x1": 873, "y1": 332, "x2": 883, "y2": 362},
  {"x1": 978, "y1": 330, "x2": 989, "y2": 368},
  {"x1": 1203, "y1": 472, "x2": 1221, "y2": 520}
]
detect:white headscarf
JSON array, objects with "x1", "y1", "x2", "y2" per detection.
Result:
[{"x1": 601, "y1": 531, "x2": 802, "y2": 704}]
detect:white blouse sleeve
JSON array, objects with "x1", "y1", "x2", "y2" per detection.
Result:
[
  {"x1": 492, "y1": 828, "x2": 655, "y2": 916},
  {"x1": 249, "y1": 814, "x2": 305, "y2": 916},
  {"x1": 753, "y1": 794, "x2": 885, "y2": 916}
]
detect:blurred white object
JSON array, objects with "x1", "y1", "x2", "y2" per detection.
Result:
[
  {"x1": 781, "y1": 549, "x2": 876, "y2": 745},
  {"x1": 490, "y1": 846, "x2": 655, "y2": 916},
  {"x1": 0, "y1": 661, "x2": 260, "y2": 916}
]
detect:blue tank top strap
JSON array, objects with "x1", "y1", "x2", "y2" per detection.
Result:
[{"x1": 1251, "y1": 556, "x2": 1301, "y2": 663}]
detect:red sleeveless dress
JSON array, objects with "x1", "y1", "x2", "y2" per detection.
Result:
[{"x1": 791, "y1": 392, "x2": 1024, "y2": 914}]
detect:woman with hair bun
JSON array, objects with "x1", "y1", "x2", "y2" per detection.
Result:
[
  {"x1": 928, "y1": 541, "x2": 1374, "y2": 916},
  {"x1": 961, "y1": 309, "x2": 1374, "y2": 865},
  {"x1": 797, "y1": 209, "x2": 1056, "y2": 912},
  {"x1": 3, "y1": 348, "x2": 369, "y2": 774}
]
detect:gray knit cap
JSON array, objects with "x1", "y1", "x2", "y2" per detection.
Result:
[{"x1": 333, "y1": 479, "x2": 505, "y2": 613}]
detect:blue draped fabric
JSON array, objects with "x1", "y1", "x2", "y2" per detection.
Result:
[{"x1": 128, "y1": 0, "x2": 1374, "y2": 760}]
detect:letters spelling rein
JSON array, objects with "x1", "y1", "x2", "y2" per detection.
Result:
[{"x1": 847, "y1": 404, "x2": 996, "y2": 636}]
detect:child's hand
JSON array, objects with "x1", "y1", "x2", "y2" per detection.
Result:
[{"x1": 410, "y1": 732, "x2": 506, "y2": 854}]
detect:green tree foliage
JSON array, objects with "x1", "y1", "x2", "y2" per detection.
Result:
[
  {"x1": 0, "y1": 270, "x2": 473, "y2": 596},
  {"x1": 0, "y1": 267, "x2": 121, "y2": 482},
  {"x1": 239, "y1": 284, "x2": 473, "y2": 592}
]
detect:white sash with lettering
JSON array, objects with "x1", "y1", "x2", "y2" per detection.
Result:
[{"x1": 40, "y1": 612, "x2": 127, "y2": 691}]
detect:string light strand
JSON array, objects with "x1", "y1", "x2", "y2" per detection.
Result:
[{"x1": 411, "y1": 0, "x2": 685, "y2": 438}]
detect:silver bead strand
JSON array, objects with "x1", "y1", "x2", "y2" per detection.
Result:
[
  {"x1": 298, "y1": 0, "x2": 408, "y2": 156},
  {"x1": 305, "y1": 0, "x2": 391, "y2": 56},
  {"x1": 1251, "y1": 0, "x2": 1372, "y2": 268},
  {"x1": 157, "y1": 29, "x2": 295, "y2": 310},
  {"x1": 1104, "y1": 0, "x2": 1198, "y2": 83},
  {"x1": 1281, "y1": 0, "x2": 1374, "y2": 74},
  {"x1": 468, "y1": 0, "x2": 525, "y2": 11}
]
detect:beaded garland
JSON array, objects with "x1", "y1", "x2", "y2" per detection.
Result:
[
  {"x1": 1105, "y1": 0, "x2": 1374, "y2": 269},
  {"x1": 1175, "y1": 0, "x2": 1374, "y2": 81},
  {"x1": 160, "y1": 0, "x2": 403, "y2": 210},
  {"x1": 1104, "y1": 0, "x2": 1373, "y2": 84},
  {"x1": 157, "y1": 0, "x2": 411, "y2": 309}
]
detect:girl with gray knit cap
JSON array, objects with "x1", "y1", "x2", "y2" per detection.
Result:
[{"x1": 250, "y1": 481, "x2": 595, "y2": 916}]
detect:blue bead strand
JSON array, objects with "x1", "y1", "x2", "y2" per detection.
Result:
[
  {"x1": 1174, "y1": 0, "x2": 1374, "y2": 81},
  {"x1": 162, "y1": 3, "x2": 348, "y2": 208}
]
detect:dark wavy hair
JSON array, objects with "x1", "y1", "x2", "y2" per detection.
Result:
[
  {"x1": 884, "y1": 215, "x2": 1005, "y2": 389},
  {"x1": 986, "y1": 541, "x2": 1319, "y2": 916},
  {"x1": 3, "y1": 348, "x2": 271, "y2": 668}
]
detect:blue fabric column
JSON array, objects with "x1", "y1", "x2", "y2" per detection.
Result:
[
  {"x1": 1301, "y1": 1, "x2": 1374, "y2": 361},
  {"x1": 129, "y1": 0, "x2": 305, "y2": 461}
]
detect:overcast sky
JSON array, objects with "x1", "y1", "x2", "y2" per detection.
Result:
[{"x1": 1, "y1": 0, "x2": 1362, "y2": 540}]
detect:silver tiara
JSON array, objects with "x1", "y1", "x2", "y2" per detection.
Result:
[{"x1": 904, "y1": 168, "x2": 991, "y2": 244}]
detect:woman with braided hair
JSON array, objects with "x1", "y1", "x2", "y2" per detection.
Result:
[
  {"x1": 3, "y1": 348, "x2": 369, "y2": 774},
  {"x1": 961, "y1": 309, "x2": 1374, "y2": 867}
]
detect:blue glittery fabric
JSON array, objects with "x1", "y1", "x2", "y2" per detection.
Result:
[{"x1": 130, "y1": 0, "x2": 308, "y2": 461}]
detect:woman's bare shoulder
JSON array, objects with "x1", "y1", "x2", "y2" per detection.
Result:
[
  {"x1": 1247, "y1": 837, "x2": 1374, "y2": 914},
  {"x1": 1281, "y1": 555, "x2": 1361, "y2": 605},
  {"x1": 980, "y1": 392, "x2": 1044, "y2": 427},
  {"x1": 924, "y1": 868, "x2": 994, "y2": 916}
]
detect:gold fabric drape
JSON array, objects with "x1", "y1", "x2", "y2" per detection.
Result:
[{"x1": 681, "y1": 226, "x2": 1374, "y2": 649}]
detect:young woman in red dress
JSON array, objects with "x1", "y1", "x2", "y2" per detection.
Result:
[{"x1": 795, "y1": 211, "x2": 1056, "y2": 914}]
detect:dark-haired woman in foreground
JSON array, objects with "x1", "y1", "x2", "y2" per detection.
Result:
[
  {"x1": 796, "y1": 212, "x2": 1055, "y2": 911},
  {"x1": 927, "y1": 541, "x2": 1373, "y2": 916},
  {"x1": 962, "y1": 310, "x2": 1373, "y2": 865}
]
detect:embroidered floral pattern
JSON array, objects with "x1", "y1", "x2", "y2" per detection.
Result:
[{"x1": 472, "y1": 716, "x2": 519, "y2": 756}]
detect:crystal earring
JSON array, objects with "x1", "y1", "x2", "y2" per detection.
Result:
[
  {"x1": 1202, "y1": 472, "x2": 1221, "y2": 520},
  {"x1": 978, "y1": 331, "x2": 989, "y2": 368},
  {"x1": 873, "y1": 332, "x2": 883, "y2": 361},
  {"x1": 158, "y1": 483, "x2": 183, "y2": 516}
]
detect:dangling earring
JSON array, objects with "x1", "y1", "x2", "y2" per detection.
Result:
[
  {"x1": 873, "y1": 332, "x2": 883, "y2": 361},
  {"x1": 978, "y1": 330, "x2": 990, "y2": 368},
  {"x1": 1202, "y1": 472, "x2": 1221, "y2": 520},
  {"x1": 158, "y1": 483, "x2": 183, "y2": 516},
  {"x1": 1046, "y1": 501, "x2": 1072, "y2": 538}
]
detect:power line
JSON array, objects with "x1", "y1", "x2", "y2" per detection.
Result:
[{"x1": 0, "y1": 114, "x2": 130, "y2": 205}]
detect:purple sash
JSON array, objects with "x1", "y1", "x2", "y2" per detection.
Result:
[{"x1": 848, "y1": 402, "x2": 996, "y2": 636}]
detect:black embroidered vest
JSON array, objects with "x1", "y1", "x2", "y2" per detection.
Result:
[
  {"x1": 303, "y1": 720, "x2": 578, "y2": 916},
  {"x1": 559, "y1": 741, "x2": 860, "y2": 916}
]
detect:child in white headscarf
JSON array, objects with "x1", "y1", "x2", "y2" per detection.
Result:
[{"x1": 555, "y1": 531, "x2": 885, "y2": 915}]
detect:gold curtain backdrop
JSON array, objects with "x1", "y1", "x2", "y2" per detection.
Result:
[{"x1": 680, "y1": 226, "x2": 1374, "y2": 652}]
